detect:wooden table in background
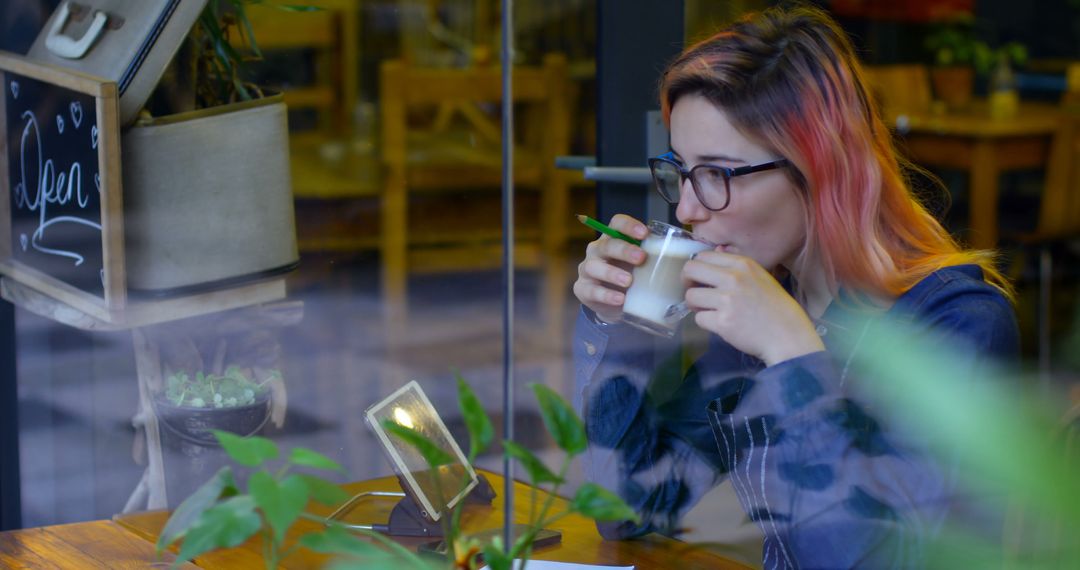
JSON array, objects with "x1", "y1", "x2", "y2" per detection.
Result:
[
  {"x1": 114, "y1": 470, "x2": 751, "y2": 569},
  {"x1": 895, "y1": 102, "x2": 1061, "y2": 249}
]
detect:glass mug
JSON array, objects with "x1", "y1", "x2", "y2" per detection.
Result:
[{"x1": 621, "y1": 220, "x2": 716, "y2": 337}]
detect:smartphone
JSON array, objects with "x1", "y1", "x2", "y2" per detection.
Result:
[{"x1": 417, "y1": 524, "x2": 562, "y2": 557}]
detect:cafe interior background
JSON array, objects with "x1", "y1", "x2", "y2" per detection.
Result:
[{"x1": 1, "y1": 0, "x2": 1078, "y2": 565}]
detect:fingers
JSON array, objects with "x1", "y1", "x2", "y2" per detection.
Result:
[
  {"x1": 574, "y1": 255, "x2": 633, "y2": 315},
  {"x1": 607, "y1": 214, "x2": 649, "y2": 241},
  {"x1": 682, "y1": 251, "x2": 758, "y2": 288},
  {"x1": 573, "y1": 214, "x2": 647, "y2": 319},
  {"x1": 573, "y1": 277, "x2": 625, "y2": 311},
  {"x1": 579, "y1": 258, "x2": 632, "y2": 290},
  {"x1": 690, "y1": 249, "x2": 756, "y2": 269},
  {"x1": 684, "y1": 285, "x2": 725, "y2": 312},
  {"x1": 597, "y1": 236, "x2": 646, "y2": 266}
]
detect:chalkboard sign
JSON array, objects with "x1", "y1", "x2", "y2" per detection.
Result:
[
  {"x1": 6, "y1": 72, "x2": 104, "y2": 294},
  {"x1": 0, "y1": 52, "x2": 125, "y2": 321}
]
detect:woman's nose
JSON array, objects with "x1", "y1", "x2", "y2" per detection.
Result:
[{"x1": 675, "y1": 177, "x2": 709, "y2": 225}]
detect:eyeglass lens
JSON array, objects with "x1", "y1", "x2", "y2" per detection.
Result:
[{"x1": 651, "y1": 161, "x2": 728, "y2": 210}]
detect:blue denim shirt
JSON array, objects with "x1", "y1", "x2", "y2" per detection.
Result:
[{"x1": 573, "y1": 265, "x2": 1019, "y2": 569}]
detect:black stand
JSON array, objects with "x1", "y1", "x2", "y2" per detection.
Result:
[
  {"x1": 384, "y1": 495, "x2": 443, "y2": 537},
  {"x1": 465, "y1": 472, "x2": 497, "y2": 504},
  {"x1": 326, "y1": 473, "x2": 497, "y2": 537},
  {"x1": 383, "y1": 473, "x2": 497, "y2": 537}
]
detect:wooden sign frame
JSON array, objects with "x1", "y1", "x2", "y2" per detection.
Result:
[{"x1": 0, "y1": 51, "x2": 126, "y2": 322}]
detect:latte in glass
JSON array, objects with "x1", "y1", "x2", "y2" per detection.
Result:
[{"x1": 621, "y1": 220, "x2": 715, "y2": 337}]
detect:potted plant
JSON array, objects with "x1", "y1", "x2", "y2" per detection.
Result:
[
  {"x1": 156, "y1": 376, "x2": 638, "y2": 569},
  {"x1": 923, "y1": 13, "x2": 1027, "y2": 110},
  {"x1": 154, "y1": 366, "x2": 278, "y2": 446},
  {"x1": 122, "y1": 0, "x2": 303, "y2": 295}
]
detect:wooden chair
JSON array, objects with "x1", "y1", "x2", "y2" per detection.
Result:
[
  {"x1": 1009, "y1": 67, "x2": 1080, "y2": 376},
  {"x1": 242, "y1": 0, "x2": 358, "y2": 135},
  {"x1": 861, "y1": 64, "x2": 933, "y2": 121},
  {"x1": 378, "y1": 54, "x2": 573, "y2": 338},
  {"x1": 239, "y1": 1, "x2": 373, "y2": 207}
]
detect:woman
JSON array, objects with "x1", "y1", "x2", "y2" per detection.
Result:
[{"x1": 572, "y1": 6, "x2": 1018, "y2": 569}]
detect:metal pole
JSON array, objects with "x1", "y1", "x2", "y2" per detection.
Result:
[{"x1": 500, "y1": 0, "x2": 515, "y2": 553}]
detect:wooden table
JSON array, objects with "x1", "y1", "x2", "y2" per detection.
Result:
[
  {"x1": 895, "y1": 102, "x2": 1061, "y2": 249},
  {"x1": 0, "y1": 519, "x2": 197, "y2": 568},
  {"x1": 112, "y1": 470, "x2": 751, "y2": 569}
]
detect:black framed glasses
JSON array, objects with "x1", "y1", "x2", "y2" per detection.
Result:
[{"x1": 647, "y1": 152, "x2": 791, "y2": 211}]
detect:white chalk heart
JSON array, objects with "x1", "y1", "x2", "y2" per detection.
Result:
[
  {"x1": 94, "y1": 173, "x2": 101, "y2": 193},
  {"x1": 70, "y1": 101, "x2": 83, "y2": 129},
  {"x1": 90, "y1": 125, "x2": 98, "y2": 149},
  {"x1": 9, "y1": 80, "x2": 18, "y2": 100},
  {"x1": 19, "y1": 234, "x2": 27, "y2": 251},
  {"x1": 56, "y1": 114, "x2": 65, "y2": 134}
]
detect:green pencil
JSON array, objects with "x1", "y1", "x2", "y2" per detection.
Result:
[{"x1": 576, "y1": 214, "x2": 642, "y2": 246}]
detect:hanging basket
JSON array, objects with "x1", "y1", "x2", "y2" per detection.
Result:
[{"x1": 153, "y1": 392, "x2": 272, "y2": 447}]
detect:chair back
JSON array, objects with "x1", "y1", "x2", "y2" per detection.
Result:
[
  {"x1": 1037, "y1": 91, "x2": 1080, "y2": 239},
  {"x1": 240, "y1": 0, "x2": 359, "y2": 135},
  {"x1": 379, "y1": 54, "x2": 570, "y2": 186},
  {"x1": 376, "y1": 54, "x2": 573, "y2": 334}
]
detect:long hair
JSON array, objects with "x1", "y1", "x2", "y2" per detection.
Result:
[{"x1": 659, "y1": 6, "x2": 1013, "y2": 302}]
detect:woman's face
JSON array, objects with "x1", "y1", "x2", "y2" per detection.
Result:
[{"x1": 670, "y1": 93, "x2": 808, "y2": 273}]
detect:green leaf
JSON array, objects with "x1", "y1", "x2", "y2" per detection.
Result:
[
  {"x1": 157, "y1": 467, "x2": 236, "y2": 553},
  {"x1": 457, "y1": 373, "x2": 494, "y2": 460},
  {"x1": 234, "y1": 6, "x2": 262, "y2": 57},
  {"x1": 570, "y1": 483, "x2": 639, "y2": 523},
  {"x1": 297, "y1": 474, "x2": 350, "y2": 507},
  {"x1": 382, "y1": 420, "x2": 454, "y2": 467},
  {"x1": 175, "y1": 496, "x2": 261, "y2": 564},
  {"x1": 481, "y1": 539, "x2": 512, "y2": 570},
  {"x1": 845, "y1": 320, "x2": 1080, "y2": 526},
  {"x1": 531, "y1": 383, "x2": 586, "y2": 456},
  {"x1": 300, "y1": 525, "x2": 386, "y2": 558},
  {"x1": 213, "y1": 430, "x2": 279, "y2": 467},
  {"x1": 503, "y1": 441, "x2": 563, "y2": 485},
  {"x1": 249, "y1": 472, "x2": 308, "y2": 543},
  {"x1": 288, "y1": 447, "x2": 344, "y2": 472}
]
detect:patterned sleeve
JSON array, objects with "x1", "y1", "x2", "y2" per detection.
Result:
[
  {"x1": 710, "y1": 282, "x2": 1019, "y2": 569},
  {"x1": 573, "y1": 307, "x2": 751, "y2": 539}
]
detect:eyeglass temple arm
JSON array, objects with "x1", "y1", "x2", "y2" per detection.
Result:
[{"x1": 732, "y1": 159, "x2": 790, "y2": 176}]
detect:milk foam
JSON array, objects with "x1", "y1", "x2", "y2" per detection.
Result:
[{"x1": 642, "y1": 235, "x2": 713, "y2": 257}]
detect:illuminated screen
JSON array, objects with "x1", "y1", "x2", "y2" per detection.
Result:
[{"x1": 365, "y1": 381, "x2": 478, "y2": 521}]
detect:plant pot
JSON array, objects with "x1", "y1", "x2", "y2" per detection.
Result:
[
  {"x1": 121, "y1": 93, "x2": 299, "y2": 298},
  {"x1": 154, "y1": 393, "x2": 272, "y2": 447},
  {"x1": 930, "y1": 66, "x2": 975, "y2": 110}
]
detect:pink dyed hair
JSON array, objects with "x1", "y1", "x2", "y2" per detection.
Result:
[{"x1": 659, "y1": 6, "x2": 1012, "y2": 301}]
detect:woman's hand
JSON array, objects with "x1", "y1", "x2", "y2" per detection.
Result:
[
  {"x1": 573, "y1": 214, "x2": 650, "y2": 324},
  {"x1": 683, "y1": 251, "x2": 825, "y2": 367}
]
